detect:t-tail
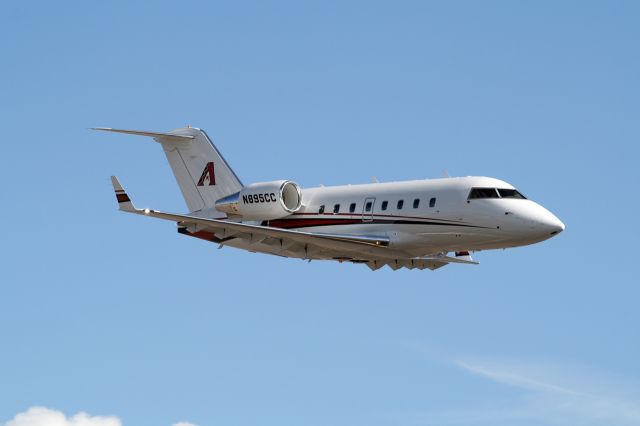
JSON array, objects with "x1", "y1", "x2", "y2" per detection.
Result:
[{"x1": 94, "y1": 126, "x2": 243, "y2": 213}]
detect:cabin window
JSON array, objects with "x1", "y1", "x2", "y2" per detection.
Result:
[
  {"x1": 468, "y1": 188, "x2": 500, "y2": 199},
  {"x1": 429, "y1": 197, "x2": 436, "y2": 208},
  {"x1": 498, "y1": 188, "x2": 527, "y2": 199},
  {"x1": 397, "y1": 200, "x2": 404, "y2": 210},
  {"x1": 349, "y1": 203, "x2": 356, "y2": 213},
  {"x1": 381, "y1": 201, "x2": 388, "y2": 211},
  {"x1": 365, "y1": 201, "x2": 372, "y2": 212},
  {"x1": 318, "y1": 205, "x2": 325, "y2": 214},
  {"x1": 333, "y1": 204, "x2": 340, "y2": 214},
  {"x1": 413, "y1": 198, "x2": 420, "y2": 208}
]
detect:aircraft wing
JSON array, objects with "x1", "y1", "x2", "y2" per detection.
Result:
[
  {"x1": 110, "y1": 176, "x2": 390, "y2": 257},
  {"x1": 110, "y1": 176, "x2": 478, "y2": 270}
]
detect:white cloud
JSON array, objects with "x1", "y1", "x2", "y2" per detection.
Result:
[
  {"x1": 3, "y1": 407, "x2": 199, "y2": 426},
  {"x1": 453, "y1": 358, "x2": 640, "y2": 426},
  {"x1": 3, "y1": 407, "x2": 121, "y2": 426},
  {"x1": 456, "y1": 359, "x2": 580, "y2": 395}
]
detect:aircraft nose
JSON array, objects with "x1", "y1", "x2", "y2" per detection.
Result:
[
  {"x1": 529, "y1": 203, "x2": 565, "y2": 237},
  {"x1": 544, "y1": 213, "x2": 565, "y2": 236},
  {"x1": 509, "y1": 202, "x2": 565, "y2": 241}
]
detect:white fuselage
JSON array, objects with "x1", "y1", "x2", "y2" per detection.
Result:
[{"x1": 224, "y1": 176, "x2": 564, "y2": 261}]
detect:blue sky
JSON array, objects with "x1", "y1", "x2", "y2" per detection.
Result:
[{"x1": 1, "y1": 1, "x2": 639, "y2": 425}]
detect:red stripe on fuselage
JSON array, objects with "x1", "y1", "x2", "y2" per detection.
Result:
[{"x1": 292, "y1": 211, "x2": 464, "y2": 223}]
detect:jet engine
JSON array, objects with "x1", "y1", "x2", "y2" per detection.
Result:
[{"x1": 215, "y1": 180, "x2": 302, "y2": 220}]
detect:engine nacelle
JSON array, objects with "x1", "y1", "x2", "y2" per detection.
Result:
[{"x1": 215, "y1": 180, "x2": 302, "y2": 220}]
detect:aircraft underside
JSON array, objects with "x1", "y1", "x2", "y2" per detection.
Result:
[{"x1": 177, "y1": 223, "x2": 489, "y2": 271}]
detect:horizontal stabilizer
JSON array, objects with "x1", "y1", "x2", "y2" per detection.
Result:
[{"x1": 92, "y1": 127, "x2": 194, "y2": 141}]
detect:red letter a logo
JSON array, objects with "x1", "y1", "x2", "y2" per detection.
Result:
[{"x1": 197, "y1": 162, "x2": 216, "y2": 186}]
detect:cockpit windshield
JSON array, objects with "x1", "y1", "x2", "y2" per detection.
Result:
[
  {"x1": 468, "y1": 188, "x2": 499, "y2": 199},
  {"x1": 468, "y1": 187, "x2": 527, "y2": 200},
  {"x1": 497, "y1": 188, "x2": 526, "y2": 199}
]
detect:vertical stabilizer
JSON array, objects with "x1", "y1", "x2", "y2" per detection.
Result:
[{"x1": 95, "y1": 126, "x2": 243, "y2": 213}]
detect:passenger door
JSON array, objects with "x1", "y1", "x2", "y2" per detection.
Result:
[{"x1": 362, "y1": 197, "x2": 375, "y2": 222}]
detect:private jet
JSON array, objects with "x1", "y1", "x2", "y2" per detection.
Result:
[{"x1": 97, "y1": 126, "x2": 564, "y2": 271}]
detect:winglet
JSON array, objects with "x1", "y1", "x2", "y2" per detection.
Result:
[{"x1": 110, "y1": 176, "x2": 137, "y2": 212}]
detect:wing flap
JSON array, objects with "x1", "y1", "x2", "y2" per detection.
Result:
[{"x1": 414, "y1": 254, "x2": 479, "y2": 265}]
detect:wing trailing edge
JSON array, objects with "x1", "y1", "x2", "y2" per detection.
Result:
[{"x1": 109, "y1": 176, "x2": 390, "y2": 252}]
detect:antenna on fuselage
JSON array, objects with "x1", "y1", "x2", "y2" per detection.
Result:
[
  {"x1": 371, "y1": 176, "x2": 379, "y2": 183},
  {"x1": 442, "y1": 170, "x2": 450, "y2": 178}
]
